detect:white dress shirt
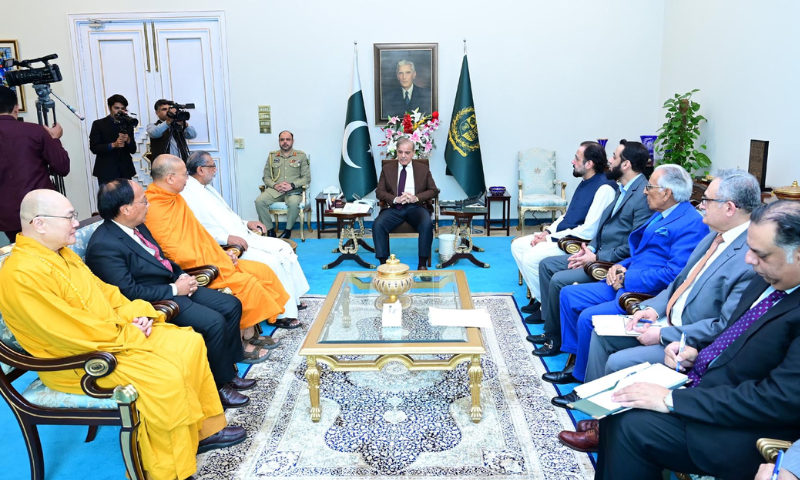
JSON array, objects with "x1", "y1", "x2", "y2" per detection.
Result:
[
  {"x1": 396, "y1": 161, "x2": 416, "y2": 198},
  {"x1": 547, "y1": 183, "x2": 616, "y2": 241}
]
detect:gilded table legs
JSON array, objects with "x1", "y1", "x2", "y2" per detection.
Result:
[
  {"x1": 468, "y1": 354, "x2": 483, "y2": 423},
  {"x1": 305, "y1": 355, "x2": 322, "y2": 422}
]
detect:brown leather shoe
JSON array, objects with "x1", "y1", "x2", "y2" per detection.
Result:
[
  {"x1": 219, "y1": 385, "x2": 250, "y2": 408},
  {"x1": 197, "y1": 425, "x2": 247, "y2": 453},
  {"x1": 228, "y1": 375, "x2": 257, "y2": 391},
  {"x1": 577, "y1": 419, "x2": 599, "y2": 432},
  {"x1": 557, "y1": 428, "x2": 599, "y2": 452}
]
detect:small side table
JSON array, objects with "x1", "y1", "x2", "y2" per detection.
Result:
[
  {"x1": 315, "y1": 193, "x2": 341, "y2": 239},
  {"x1": 322, "y1": 212, "x2": 377, "y2": 270},
  {"x1": 437, "y1": 209, "x2": 490, "y2": 269},
  {"x1": 486, "y1": 192, "x2": 511, "y2": 236}
]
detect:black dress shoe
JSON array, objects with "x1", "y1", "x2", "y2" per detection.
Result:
[
  {"x1": 228, "y1": 375, "x2": 257, "y2": 391},
  {"x1": 279, "y1": 229, "x2": 292, "y2": 239},
  {"x1": 521, "y1": 299, "x2": 541, "y2": 314},
  {"x1": 551, "y1": 391, "x2": 581, "y2": 409},
  {"x1": 197, "y1": 425, "x2": 247, "y2": 454},
  {"x1": 523, "y1": 311, "x2": 544, "y2": 324},
  {"x1": 542, "y1": 369, "x2": 581, "y2": 385},
  {"x1": 526, "y1": 334, "x2": 550, "y2": 344},
  {"x1": 417, "y1": 265, "x2": 428, "y2": 271},
  {"x1": 532, "y1": 340, "x2": 561, "y2": 357},
  {"x1": 219, "y1": 385, "x2": 250, "y2": 408},
  {"x1": 267, "y1": 228, "x2": 277, "y2": 238}
]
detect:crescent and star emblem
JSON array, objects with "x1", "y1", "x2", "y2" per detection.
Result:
[{"x1": 341, "y1": 120, "x2": 368, "y2": 169}]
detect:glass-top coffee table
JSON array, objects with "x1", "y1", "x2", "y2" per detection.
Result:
[{"x1": 298, "y1": 270, "x2": 486, "y2": 423}]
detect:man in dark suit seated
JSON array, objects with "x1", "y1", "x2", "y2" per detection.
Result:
[
  {"x1": 542, "y1": 164, "x2": 709, "y2": 385},
  {"x1": 594, "y1": 200, "x2": 800, "y2": 480},
  {"x1": 373, "y1": 137, "x2": 438, "y2": 270},
  {"x1": 530, "y1": 140, "x2": 653, "y2": 355},
  {"x1": 88, "y1": 94, "x2": 137, "y2": 185},
  {"x1": 382, "y1": 59, "x2": 432, "y2": 118},
  {"x1": 85, "y1": 179, "x2": 262, "y2": 409}
]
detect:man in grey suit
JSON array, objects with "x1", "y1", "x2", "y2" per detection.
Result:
[{"x1": 528, "y1": 140, "x2": 653, "y2": 356}]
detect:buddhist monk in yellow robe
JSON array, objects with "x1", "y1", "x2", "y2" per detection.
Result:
[
  {"x1": 144, "y1": 155, "x2": 296, "y2": 357},
  {"x1": 0, "y1": 190, "x2": 246, "y2": 480}
]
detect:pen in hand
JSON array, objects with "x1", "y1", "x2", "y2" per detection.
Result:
[
  {"x1": 675, "y1": 332, "x2": 687, "y2": 372},
  {"x1": 772, "y1": 450, "x2": 784, "y2": 480}
]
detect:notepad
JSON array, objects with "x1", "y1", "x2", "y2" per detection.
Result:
[
  {"x1": 569, "y1": 363, "x2": 690, "y2": 419},
  {"x1": 428, "y1": 307, "x2": 493, "y2": 328},
  {"x1": 592, "y1": 314, "x2": 642, "y2": 336},
  {"x1": 342, "y1": 203, "x2": 371, "y2": 214}
]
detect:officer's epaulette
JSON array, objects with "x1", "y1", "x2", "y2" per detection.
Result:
[
  {"x1": 293, "y1": 150, "x2": 305, "y2": 156},
  {"x1": 269, "y1": 150, "x2": 280, "y2": 156}
]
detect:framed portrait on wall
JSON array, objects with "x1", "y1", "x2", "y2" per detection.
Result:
[
  {"x1": 0, "y1": 40, "x2": 26, "y2": 112},
  {"x1": 373, "y1": 43, "x2": 437, "y2": 125}
]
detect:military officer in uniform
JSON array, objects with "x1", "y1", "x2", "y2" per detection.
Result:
[{"x1": 255, "y1": 130, "x2": 311, "y2": 238}]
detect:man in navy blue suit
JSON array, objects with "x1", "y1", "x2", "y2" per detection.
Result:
[{"x1": 542, "y1": 164, "x2": 709, "y2": 385}]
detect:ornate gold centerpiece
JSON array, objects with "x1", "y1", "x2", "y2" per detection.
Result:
[
  {"x1": 774, "y1": 180, "x2": 800, "y2": 201},
  {"x1": 372, "y1": 254, "x2": 414, "y2": 309}
]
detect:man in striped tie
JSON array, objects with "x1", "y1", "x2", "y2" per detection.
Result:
[{"x1": 591, "y1": 200, "x2": 800, "y2": 480}]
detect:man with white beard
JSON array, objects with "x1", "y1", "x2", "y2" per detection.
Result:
[{"x1": 181, "y1": 151, "x2": 310, "y2": 319}]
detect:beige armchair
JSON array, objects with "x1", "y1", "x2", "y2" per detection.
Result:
[{"x1": 517, "y1": 147, "x2": 568, "y2": 235}]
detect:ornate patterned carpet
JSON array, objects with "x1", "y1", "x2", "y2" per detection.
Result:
[{"x1": 195, "y1": 294, "x2": 595, "y2": 479}]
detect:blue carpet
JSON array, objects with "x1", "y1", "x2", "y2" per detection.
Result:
[{"x1": 0, "y1": 234, "x2": 592, "y2": 479}]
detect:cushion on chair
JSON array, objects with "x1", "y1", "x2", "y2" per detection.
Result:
[
  {"x1": 518, "y1": 147, "x2": 558, "y2": 196},
  {"x1": 21, "y1": 378, "x2": 118, "y2": 409},
  {"x1": 0, "y1": 311, "x2": 26, "y2": 375},
  {"x1": 268, "y1": 201, "x2": 308, "y2": 210},
  {"x1": 519, "y1": 194, "x2": 568, "y2": 207},
  {"x1": 69, "y1": 221, "x2": 103, "y2": 261}
]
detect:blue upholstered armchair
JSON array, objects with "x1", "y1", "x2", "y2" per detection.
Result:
[{"x1": 517, "y1": 147, "x2": 568, "y2": 234}]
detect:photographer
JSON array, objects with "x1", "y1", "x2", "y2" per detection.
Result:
[
  {"x1": 146, "y1": 99, "x2": 196, "y2": 161},
  {"x1": 0, "y1": 85, "x2": 70, "y2": 241},
  {"x1": 89, "y1": 94, "x2": 137, "y2": 184}
]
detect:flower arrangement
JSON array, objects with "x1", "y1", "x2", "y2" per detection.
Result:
[{"x1": 378, "y1": 109, "x2": 440, "y2": 159}]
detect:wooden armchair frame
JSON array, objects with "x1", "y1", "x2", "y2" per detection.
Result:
[{"x1": 0, "y1": 300, "x2": 178, "y2": 480}]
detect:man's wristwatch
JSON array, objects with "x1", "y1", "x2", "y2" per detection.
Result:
[{"x1": 663, "y1": 391, "x2": 675, "y2": 412}]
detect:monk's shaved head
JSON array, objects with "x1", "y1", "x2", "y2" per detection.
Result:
[
  {"x1": 151, "y1": 154, "x2": 185, "y2": 180},
  {"x1": 20, "y1": 189, "x2": 72, "y2": 225}
]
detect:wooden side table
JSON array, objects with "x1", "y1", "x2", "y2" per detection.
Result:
[
  {"x1": 315, "y1": 193, "x2": 341, "y2": 239},
  {"x1": 437, "y1": 210, "x2": 490, "y2": 269},
  {"x1": 322, "y1": 212, "x2": 376, "y2": 270},
  {"x1": 486, "y1": 192, "x2": 511, "y2": 236}
]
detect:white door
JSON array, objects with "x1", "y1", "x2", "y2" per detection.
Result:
[{"x1": 70, "y1": 12, "x2": 237, "y2": 212}]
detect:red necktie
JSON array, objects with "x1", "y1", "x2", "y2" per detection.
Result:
[{"x1": 133, "y1": 228, "x2": 173, "y2": 272}]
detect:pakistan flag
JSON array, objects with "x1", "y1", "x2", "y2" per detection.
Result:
[
  {"x1": 444, "y1": 55, "x2": 486, "y2": 198},
  {"x1": 339, "y1": 51, "x2": 377, "y2": 201}
]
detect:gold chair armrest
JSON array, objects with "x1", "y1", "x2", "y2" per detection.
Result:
[
  {"x1": 259, "y1": 185, "x2": 266, "y2": 193},
  {"x1": 757, "y1": 438, "x2": 794, "y2": 463},
  {"x1": 618, "y1": 292, "x2": 655, "y2": 315},
  {"x1": 185, "y1": 265, "x2": 220, "y2": 287},
  {"x1": 557, "y1": 236, "x2": 591, "y2": 254},
  {"x1": 222, "y1": 245, "x2": 244, "y2": 258},
  {"x1": 584, "y1": 261, "x2": 615, "y2": 281},
  {"x1": 151, "y1": 300, "x2": 180, "y2": 322},
  {"x1": 555, "y1": 180, "x2": 567, "y2": 199},
  {"x1": 517, "y1": 179, "x2": 524, "y2": 203}
]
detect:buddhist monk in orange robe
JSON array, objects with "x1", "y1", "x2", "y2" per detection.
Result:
[{"x1": 144, "y1": 156, "x2": 296, "y2": 356}]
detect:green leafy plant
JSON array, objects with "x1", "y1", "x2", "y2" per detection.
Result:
[{"x1": 655, "y1": 89, "x2": 711, "y2": 175}]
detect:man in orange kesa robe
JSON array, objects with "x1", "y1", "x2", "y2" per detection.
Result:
[
  {"x1": 0, "y1": 189, "x2": 246, "y2": 480},
  {"x1": 144, "y1": 155, "x2": 298, "y2": 353}
]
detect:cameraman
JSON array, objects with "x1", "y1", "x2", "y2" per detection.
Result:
[
  {"x1": 0, "y1": 85, "x2": 70, "y2": 241},
  {"x1": 146, "y1": 99, "x2": 196, "y2": 161},
  {"x1": 89, "y1": 94, "x2": 137, "y2": 184}
]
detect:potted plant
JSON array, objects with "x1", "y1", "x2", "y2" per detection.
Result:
[{"x1": 655, "y1": 89, "x2": 711, "y2": 175}]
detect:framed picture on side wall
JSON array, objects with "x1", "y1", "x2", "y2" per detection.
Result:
[
  {"x1": 0, "y1": 40, "x2": 27, "y2": 112},
  {"x1": 374, "y1": 43, "x2": 437, "y2": 125}
]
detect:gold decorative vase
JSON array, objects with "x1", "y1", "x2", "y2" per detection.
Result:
[
  {"x1": 774, "y1": 180, "x2": 800, "y2": 201},
  {"x1": 372, "y1": 254, "x2": 414, "y2": 309}
]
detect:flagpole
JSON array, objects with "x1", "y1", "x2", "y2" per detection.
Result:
[
  {"x1": 354, "y1": 40, "x2": 357, "y2": 55},
  {"x1": 463, "y1": 38, "x2": 467, "y2": 55}
]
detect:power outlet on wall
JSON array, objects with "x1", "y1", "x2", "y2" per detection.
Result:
[{"x1": 234, "y1": 138, "x2": 245, "y2": 149}]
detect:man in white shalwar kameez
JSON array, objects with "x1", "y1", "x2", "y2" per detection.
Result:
[{"x1": 181, "y1": 151, "x2": 309, "y2": 319}]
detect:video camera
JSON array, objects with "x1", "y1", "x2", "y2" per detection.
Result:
[
  {"x1": 114, "y1": 111, "x2": 139, "y2": 136},
  {"x1": 2, "y1": 54, "x2": 62, "y2": 87},
  {"x1": 167, "y1": 102, "x2": 195, "y2": 122}
]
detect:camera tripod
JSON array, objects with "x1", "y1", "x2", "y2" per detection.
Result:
[{"x1": 32, "y1": 83, "x2": 84, "y2": 195}]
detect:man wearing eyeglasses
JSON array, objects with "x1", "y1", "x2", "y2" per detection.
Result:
[
  {"x1": 555, "y1": 169, "x2": 761, "y2": 453},
  {"x1": 181, "y1": 150, "x2": 310, "y2": 323}
]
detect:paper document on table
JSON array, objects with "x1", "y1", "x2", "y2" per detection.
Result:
[
  {"x1": 342, "y1": 203, "x2": 371, "y2": 214},
  {"x1": 592, "y1": 314, "x2": 641, "y2": 336},
  {"x1": 382, "y1": 301, "x2": 402, "y2": 327},
  {"x1": 578, "y1": 363, "x2": 689, "y2": 413},
  {"x1": 428, "y1": 307, "x2": 493, "y2": 328}
]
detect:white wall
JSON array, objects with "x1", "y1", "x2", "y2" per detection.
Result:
[
  {"x1": 659, "y1": 0, "x2": 800, "y2": 187},
  {"x1": 2, "y1": 0, "x2": 665, "y2": 233}
]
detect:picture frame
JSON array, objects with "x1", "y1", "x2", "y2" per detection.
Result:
[
  {"x1": 0, "y1": 40, "x2": 27, "y2": 112},
  {"x1": 373, "y1": 43, "x2": 437, "y2": 125}
]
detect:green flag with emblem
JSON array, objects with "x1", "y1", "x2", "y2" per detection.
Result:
[
  {"x1": 444, "y1": 55, "x2": 486, "y2": 198},
  {"x1": 339, "y1": 50, "x2": 377, "y2": 201}
]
